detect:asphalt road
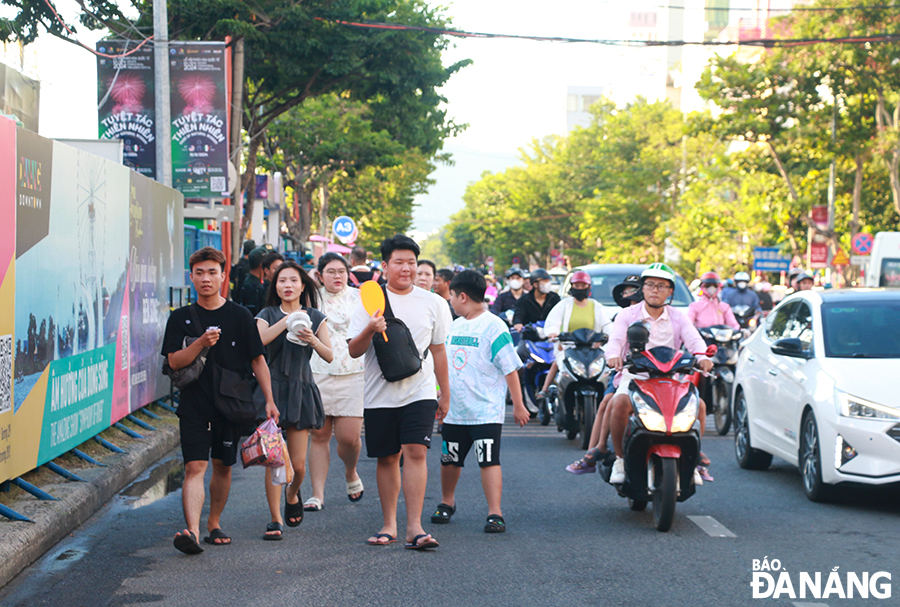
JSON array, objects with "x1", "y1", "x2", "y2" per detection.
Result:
[{"x1": 2, "y1": 412, "x2": 898, "y2": 607}]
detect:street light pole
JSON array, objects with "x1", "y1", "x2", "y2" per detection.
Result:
[{"x1": 153, "y1": 0, "x2": 172, "y2": 187}]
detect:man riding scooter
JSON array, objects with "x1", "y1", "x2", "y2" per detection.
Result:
[
  {"x1": 722, "y1": 271, "x2": 761, "y2": 329},
  {"x1": 605, "y1": 264, "x2": 714, "y2": 485}
]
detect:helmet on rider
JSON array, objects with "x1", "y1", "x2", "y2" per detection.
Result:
[
  {"x1": 568, "y1": 270, "x2": 592, "y2": 302},
  {"x1": 612, "y1": 274, "x2": 643, "y2": 308},
  {"x1": 505, "y1": 266, "x2": 523, "y2": 278},
  {"x1": 640, "y1": 263, "x2": 676, "y2": 309},
  {"x1": 734, "y1": 271, "x2": 751, "y2": 291},
  {"x1": 529, "y1": 268, "x2": 552, "y2": 294},
  {"x1": 505, "y1": 267, "x2": 525, "y2": 291},
  {"x1": 700, "y1": 271, "x2": 720, "y2": 286}
]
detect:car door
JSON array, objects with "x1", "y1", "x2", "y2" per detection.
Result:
[
  {"x1": 749, "y1": 301, "x2": 799, "y2": 452},
  {"x1": 767, "y1": 300, "x2": 815, "y2": 462}
]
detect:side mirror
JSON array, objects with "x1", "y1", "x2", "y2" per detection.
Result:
[
  {"x1": 705, "y1": 344, "x2": 718, "y2": 357},
  {"x1": 771, "y1": 337, "x2": 812, "y2": 359},
  {"x1": 596, "y1": 332, "x2": 609, "y2": 346}
]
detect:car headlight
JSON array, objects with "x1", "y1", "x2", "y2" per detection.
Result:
[
  {"x1": 712, "y1": 328, "x2": 734, "y2": 342},
  {"x1": 632, "y1": 391, "x2": 666, "y2": 432},
  {"x1": 836, "y1": 391, "x2": 900, "y2": 421},
  {"x1": 670, "y1": 393, "x2": 699, "y2": 433},
  {"x1": 566, "y1": 356, "x2": 587, "y2": 377},
  {"x1": 588, "y1": 357, "x2": 605, "y2": 377}
]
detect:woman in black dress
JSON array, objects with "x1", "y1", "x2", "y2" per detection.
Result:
[{"x1": 255, "y1": 261, "x2": 333, "y2": 540}]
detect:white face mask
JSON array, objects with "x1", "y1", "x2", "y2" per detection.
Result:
[
  {"x1": 538, "y1": 282, "x2": 552, "y2": 294},
  {"x1": 736, "y1": 281, "x2": 748, "y2": 290},
  {"x1": 703, "y1": 286, "x2": 718, "y2": 297},
  {"x1": 508, "y1": 279, "x2": 523, "y2": 290}
]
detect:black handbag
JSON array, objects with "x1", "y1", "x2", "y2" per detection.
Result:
[
  {"x1": 162, "y1": 304, "x2": 208, "y2": 389},
  {"x1": 372, "y1": 285, "x2": 427, "y2": 382},
  {"x1": 211, "y1": 361, "x2": 259, "y2": 424}
]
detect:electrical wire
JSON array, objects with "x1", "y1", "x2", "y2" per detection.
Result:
[
  {"x1": 315, "y1": 16, "x2": 900, "y2": 48},
  {"x1": 40, "y1": 0, "x2": 153, "y2": 58}
]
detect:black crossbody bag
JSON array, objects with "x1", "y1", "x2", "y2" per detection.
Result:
[
  {"x1": 162, "y1": 304, "x2": 208, "y2": 389},
  {"x1": 372, "y1": 285, "x2": 427, "y2": 382}
]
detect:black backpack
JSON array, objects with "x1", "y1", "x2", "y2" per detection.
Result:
[{"x1": 372, "y1": 285, "x2": 427, "y2": 382}]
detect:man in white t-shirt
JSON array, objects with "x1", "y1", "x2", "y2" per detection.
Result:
[
  {"x1": 430, "y1": 270, "x2": 528, "y2": 534},
  {"x1": 348, "y1": 234, "x2": 452, "y2": 550}
]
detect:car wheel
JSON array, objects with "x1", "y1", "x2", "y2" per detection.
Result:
[
  {"x1": 733, "y1": 390, "x2": 772, "y2": 470},
  {"x1": 800, "y1": 410, "x2": 833, "y2": 503}
]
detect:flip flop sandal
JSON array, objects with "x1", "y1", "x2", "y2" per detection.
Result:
[
  {"x1": 405, "y1": 534, "x2": 439, "y2": 550},
  {"x1": 565, "y1": 459, "x2": 596, "y2": 475},
  {"x1": 174, "y1": 531, "x2": 204, "y2": 555},
  {"x1": 303, "y1": 497, "x2": 324, "y2": 511},
  {"x1": 484, "y1": 515, "x2": 506, "y2": 534},
  {"x1": 430, "y1": 502, "x2": 456, "y2": 524},
  {"x1": 582, "y1": 448, "x2": 606, "y2": 466},
  {"x1": 699, "y1": 452, "x2": 712, "y2": 466},
  {"x1": 284, "y1": 486, "x2": 304, "y2": 527},
  {"x1": 264, "y1": 522, "x2": 284, "y2": 541},
  {"x1": 346, "y1": 478, "x2": 364, "y2": 503},
  {"x1": 367, "y1": 533, "x2": 397, "y2": 546},
  {"x1": 697, "y1": 466, "x2": 714, "y2": 482},
  {"x1": 203, "y1": 528, "x2": 231, "y2": 545}
]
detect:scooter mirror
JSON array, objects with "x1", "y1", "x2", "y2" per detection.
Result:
[{"x1": 705, "y1": 344, "x2": 718, "y2": 357}]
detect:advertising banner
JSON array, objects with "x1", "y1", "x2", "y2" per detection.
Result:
[
  {"x1": 169, "y1": 41, "x2": 229, "y2": 198},
  {"x1": 0, "y1": 126, "x2": 183, "y2": 484},
  {"x1": 96, "y1": 40, "x2": 156, "y2": 179},
  {"x1": 127, "y1": 172, "x2": 184, "y2": 416},
  {"x1": 752, "y1": 247, "x2": 791, "y2": 273}
]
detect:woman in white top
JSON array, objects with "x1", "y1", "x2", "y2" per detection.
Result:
[{"x1": 305, "y1": 253, "x2": 366, "y2": 510}]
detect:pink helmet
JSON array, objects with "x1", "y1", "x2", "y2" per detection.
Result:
[{"x1": 570, "y1": 270, "x2": 591, "y2": 285}]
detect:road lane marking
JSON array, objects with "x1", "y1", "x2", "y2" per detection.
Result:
[{"x1": 687, "y1": 515, "x2": 736, "y2": 537}]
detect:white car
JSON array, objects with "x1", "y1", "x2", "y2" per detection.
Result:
[{"x1": 731, "y1": 288, "x2": 900, "y2": 501}]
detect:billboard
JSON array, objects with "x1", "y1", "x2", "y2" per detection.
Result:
[
  {"x1": 0, "y1": 121, "x2": 184, "y2": 483},
  {"x1": 96, "y1": 40, "x2": 156, "y2": 179},
  {"x1": 169, "y1": 41, "x2": 229, "y2": 198}
]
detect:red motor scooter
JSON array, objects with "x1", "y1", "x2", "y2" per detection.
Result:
[{"x1": 600, "y1": 322, "x2": 716, "y2": 531}]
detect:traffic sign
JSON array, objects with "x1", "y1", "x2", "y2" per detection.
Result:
[
  {"x1": 831, "y1": 248, "x2": 850, "y2": 266},
  {"x1": 851, "y1": 233, "x2": 874, "y2": 255},
  {"x1": 851, "y1": 255, "x2": 870, "y2": 267},
  {"x1": 332, "y1": 216, "x2": 357, "y2": 244},
  {"x1": 753, "y1": 247, "x2": 791, "y2": 273}
]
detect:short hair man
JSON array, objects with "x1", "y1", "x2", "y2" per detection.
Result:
[
  {"x1": 163, "y1": 247, "x2": 278, "y2": 554},
  {"x1": 239, "y1": 246, "x2": 269, "y2": 316},
  {"x1": 262, "y1": 251, "x2": 284, "y2": 283},
  {"x1": 433, "y1": 268, "x2": 458, "y2": 319},
  {"x1": 431, "y1": 270, "x2": 528, "y2": 534},
  {"x1": 230, "y1": 239, "x2": 256, "y2": 304},
  {"x1": 348, "y1": 234, "x2": 452, "y2": 550},
  {"x1": 349, "y1": 245, "x2": 383, "y2": 286}
]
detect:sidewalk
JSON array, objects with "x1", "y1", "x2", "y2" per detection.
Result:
[{"x1": 0, "y1": 404, "x2": 180, "y2": 588}]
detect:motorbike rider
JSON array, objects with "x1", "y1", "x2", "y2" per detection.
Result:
[
  {"x1": 796, "y1": 271, "x2": 815, "y2": 291},
  {"x1": 513, "y1": 268, "x2": 561, "y2": 406},
  {"x1": 605, "y1": 264, "x2": 713, "y2": 484},
  {"x1": 688, "y1": 272, "x2": 740, "y2": 332},
  {"x1": 722, "y1": 271, "x2": 761, "y2": 315},
  {"x1": 538, "y1": 271, "x2": 611, "y2": 397},
  {"x1": 491, "y1": 267, "x2": 527, "y2": 317},
  {"x1": 567, "y1": 275, "x2": 641, "y2": 474}
]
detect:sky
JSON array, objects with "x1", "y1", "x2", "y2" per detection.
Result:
[{"x1": 18, "y1": 0, "x2": 696, "y2": 235}]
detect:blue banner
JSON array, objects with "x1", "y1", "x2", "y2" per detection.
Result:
[{"x1": 753, "y1": 247, "x2": 791, "y2": 273}]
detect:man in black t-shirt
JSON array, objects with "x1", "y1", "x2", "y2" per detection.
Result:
[{"x1": 162, "y1": 247, "x2": 278, "y2": 555}]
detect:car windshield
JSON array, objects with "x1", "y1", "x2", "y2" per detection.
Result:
[
  {"x1": 821, "y1": 299, "x2": 900, "y2": 358},
  {"x1": 880, "y1": 258, "x2": 900, "y2": 287},
  {"x1": 587, "y1": 272, "x2": 693, "y2": 307}
]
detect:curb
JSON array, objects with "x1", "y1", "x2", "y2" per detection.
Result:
[{"x1": 0, "y1": 423, "x2": 180, "y2": 589}]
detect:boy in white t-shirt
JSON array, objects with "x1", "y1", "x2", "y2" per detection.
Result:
[{"x1": 430, "y1": 270, "x2": 529, "y2": 534}]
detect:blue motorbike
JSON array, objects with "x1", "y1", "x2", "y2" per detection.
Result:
[{"x1": 516, "y1": 322, "x2": 555, "y2": 422}]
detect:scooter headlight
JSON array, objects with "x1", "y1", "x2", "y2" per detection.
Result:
[
  {"x1": 712, "y1": 328, "x2": 734, "y2": 342},
  {"x1": 670, "y1": 393, "x2": 699, "y2": 433},
  {"x1": 632, "y1": 391, "x2": 666, "y2": 432},
  {"x1": 588, "y1": 357, "x2": 605, "y2": 378},
  {"x1": 566, "y1": 355, "x2": 587, "y2": 377}
]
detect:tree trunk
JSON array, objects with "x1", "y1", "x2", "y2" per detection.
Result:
[
  {"x1": 765, "y1": 140, "x2": 800, "y2": 203},
  {"x1": 229, "y1": 37, "x2": 245, "y2": 265},
  {"x1": 239, "y1": 136, "x2": 261, "y2": 246},
  {"x1": 874, "y1": 91, "x2": 900, "y2": 218},
  {"x1": 851, "y1": 154, "x2": 863, "y2": 238},
  {"x1": 319, "y1": 181, "x2": 330, "y2": 238}
]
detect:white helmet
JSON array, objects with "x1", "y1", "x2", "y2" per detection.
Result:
[
  {"x1": 734, "y1": 271, "x2": 751, "y2": 282},
  {"x1": 641, "y1": 263, "x2": 676, "y2": 288}
]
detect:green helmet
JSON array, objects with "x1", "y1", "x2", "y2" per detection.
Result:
[{"x1": 641, "y1": 263, "x2": 676, "y2": 288}]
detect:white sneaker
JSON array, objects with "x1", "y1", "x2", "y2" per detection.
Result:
[
  {"x1": 693, "y1": 468, "x2": 704, "y2": 486},
  {"x1": 609, "y1": 457, "x2": 626, "y2": 484}
]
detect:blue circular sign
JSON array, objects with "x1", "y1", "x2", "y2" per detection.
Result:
[
  {"x1": 332, "y1": 216, "x2": 357, "y2": 242},
  {"x1": 852, "y1": 233, "x2": 873, "y2": 255}
]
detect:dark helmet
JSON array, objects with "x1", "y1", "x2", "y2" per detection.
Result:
[
  {"x1": 612, "y1": 275, "x2": 643, "y2": 308},
  {"x1": 529, "y1": 268, "x2": 551, "y2": 282},
  {"x1": 505, "y1": 266, "x2": 524, "y2": 278}
]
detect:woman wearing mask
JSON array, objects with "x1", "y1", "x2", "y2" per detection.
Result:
[
  {"x1": 538, "y1": 271, "x2": 611, "y2": 397},
  {"x1": 255, "y1": 261, "x2": 333, "y2": 540},
  {"x1": 305, "y1": 253, "x2": 366, "y2": 511},
  {"x1": 688, "y1": 272, "x2": 740, "y2": 332}
]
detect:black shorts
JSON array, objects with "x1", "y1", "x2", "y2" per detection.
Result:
[
  {"x1": 363, "y1": 400, "x2": 438, "y2": 458},
  {"x1": 179, "y1": 415, "x2": 241, "y2": 467},
  {"x1": 440, "y1": 423, "x2": 502, "y2": 468}
]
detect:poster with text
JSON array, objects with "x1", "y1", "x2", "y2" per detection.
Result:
[
  {"x1": 0, "y1": 118, "x2": 16, "y2": 479},
  {"x1": 97, "y1": 40, "x2": 156, "y2": 179},
  {"x1": 169, "y1": 41, "x2": 229, "y2": 198},
  {"x1": 127, "y1": 172, "x2": 184, "y2": 416}
]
